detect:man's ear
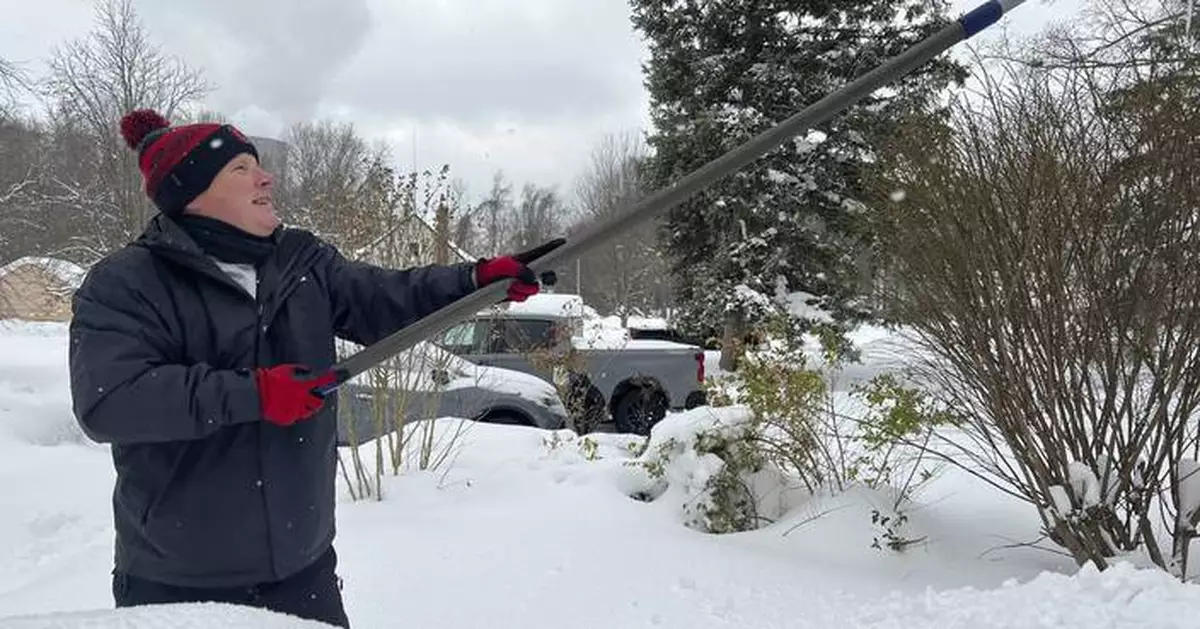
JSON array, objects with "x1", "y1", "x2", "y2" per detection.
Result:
[{"x1": 184, "y1": 186, "x2": 213, "y2": 215}]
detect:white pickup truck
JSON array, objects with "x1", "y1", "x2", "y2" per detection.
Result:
[{"x1": 430, "y1": 293, "x2": 708, "y2": 435}]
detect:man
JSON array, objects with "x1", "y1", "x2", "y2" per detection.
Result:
[{"x1": 68, "y1": 109, "x2": 556, "y2": 628}]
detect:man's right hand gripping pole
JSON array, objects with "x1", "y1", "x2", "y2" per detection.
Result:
[{"x1": 255, "y1": 364, "x2": 338, "y2": 426}]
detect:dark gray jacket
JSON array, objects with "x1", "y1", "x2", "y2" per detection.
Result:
[{"x1": 68, "y1": 214, "x2": 476, "y2": 587}]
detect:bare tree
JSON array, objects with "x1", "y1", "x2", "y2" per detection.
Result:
[
  {"x1": 175, "y1": 108, "x2": 230, "y2": 124},
  {"x1": 570, "y1": 131, "x2": 671, "y2": 319},
  {"x1": 276, "y1": 119, "x2": 398, "y2": 253},
  {"x1": 507, "y1": 183, "x2": 564, "y2": 253},
  {"x1": 452, "y1": 210, "x2": 476, "y2": 257},
  {"x1": 994, "y1": 0, "x2": 1199, "y2": 77},
  {"x1": 36, "y1": 0, "x2": 209, "y2": 261},
  {"x1": 0, "y1": 117, "x2": 45, "y2": 261},
  {"x1": 432, "y1": 177, "x2": 470, "y2": 262},
  {"x1": 0, "y1": 57, "x2": 31, "y2": 118},
  {"x1": 0, "y1": 57, "x2": 24, "y2": 91},
  {"x1": 870, "y1": 46, "x2": 1200, "y2": 576},
  {"x1": 466, "y1": 171, "x2": 515, "y2": 257}
]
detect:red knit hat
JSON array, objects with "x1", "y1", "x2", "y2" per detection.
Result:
[{"x1": 119, "y1": 109, "x2": 259, "y2": 214}]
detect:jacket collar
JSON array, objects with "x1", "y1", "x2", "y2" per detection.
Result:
[{"x1": 132, "y1": 214, "x2": 322, "y2": 305}]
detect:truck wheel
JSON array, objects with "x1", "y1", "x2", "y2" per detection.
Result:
[
  {"x1": 684, "y1": 390, "x2": 707, "y2": 410},
  {"x1": 613, "y1": 387, "x2": 668, "y2": 436}
]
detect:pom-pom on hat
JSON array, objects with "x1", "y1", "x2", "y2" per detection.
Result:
[{"x1": 119, "y1": 109, "x2": 259, "y2": 215}]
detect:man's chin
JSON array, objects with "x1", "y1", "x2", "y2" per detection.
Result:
[{"x1": 245, "y1": 208, "x2": 280, "y2": 237}]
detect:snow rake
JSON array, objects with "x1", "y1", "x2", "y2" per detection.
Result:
[{"x1": 315, "y1": 0, "x2": 1027, "y2": 396}]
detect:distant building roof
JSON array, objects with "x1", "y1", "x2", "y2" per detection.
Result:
[
  {"x1": 0, "y1": 256, "x2": 87, "y2": 290},
  {"x1": 352, "y1": 210, "x2": 476, "y2": 262}
]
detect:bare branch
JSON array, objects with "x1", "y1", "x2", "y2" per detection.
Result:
[{"x1": 34, "y1": 0, "x2": 211, "y2": 256}]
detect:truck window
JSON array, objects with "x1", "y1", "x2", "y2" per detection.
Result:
[
  {"x1": 484, "y1": 319, "x2": 556, "y2": 353},
  {"x1": 436, "y1": 320, "x2": 484, "y2": 353}
]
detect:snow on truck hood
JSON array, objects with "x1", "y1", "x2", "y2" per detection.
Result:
[
  {"x1": 477, "y1": 293, "x2": 595, "y2": 320},
  {"x1": 412, "y1": 341, "x2": 563, "y2": 408},
  {"x1": 480, "y1": 294, "x2": 702, "y2": 352},
  {"x1": 448, "y1": 365, "x2": 567, "y2": 413},
  {"x1": 408, "y1": 338, "x2": 566, "y2": 412},
  {"x1": 335, "y1": 339, "x2": 565, "y2": 412}
]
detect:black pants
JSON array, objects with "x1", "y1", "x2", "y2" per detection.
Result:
[{"x1": 112, "y1": 547, "x2": 350, "y2": 628}]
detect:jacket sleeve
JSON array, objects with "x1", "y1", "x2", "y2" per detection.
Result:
[
  {"x1": 68, "y1": 262, "x2": 263, "y2": 445},
  {"x1": 327, "y1": 247, "x2": 478, "y2": 347}
]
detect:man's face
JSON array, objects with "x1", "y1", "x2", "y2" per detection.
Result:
[{"x1": 186, "y1": 153, "x2": 279, "y2": 237}]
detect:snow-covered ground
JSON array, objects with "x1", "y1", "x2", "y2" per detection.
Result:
[{"x1": 2, "y1": 319, "x2": 1199, "y2": 628}]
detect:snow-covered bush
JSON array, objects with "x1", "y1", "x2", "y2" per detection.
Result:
[
  {"x1": 626, "y1": 313, "x2": 949, "y2": 541},
  {"x1": 623, "y1": 406, "x2": 802, "y2": 533}
]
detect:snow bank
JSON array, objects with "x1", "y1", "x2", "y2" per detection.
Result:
[
  {"x1": 626, "y1": 315, "x2": 668, "y2": 330},
  {"x1": 575, "y1": 315, "x2": 632, "y2": 349},
  {"x1": 6, "y1": 318, "x2": 1200, "y2": 629},
  {"x1": 853, "y1": 561, "x2": 1200, "y2": 628},
  {"x1": 0, "y1": 603, "x2": 335, "y2": 628},
  {"x1": 0, "y1": 321, "x2": 87, "y2": 446}
]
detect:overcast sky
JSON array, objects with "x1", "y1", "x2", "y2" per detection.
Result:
[{"x1": 2, "y1": 0, "x2": 1073, "y2": 206}]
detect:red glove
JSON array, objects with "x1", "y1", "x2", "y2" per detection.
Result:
[
  {"x1": 255, "y1": 364, "x2": 337, "y2": 426},
  {"x1": 476, "y1": 256, "x2": 542, "y2": 302},
  {"x1": 475, "y1": 239, "x2": 562, "y2": 302}
]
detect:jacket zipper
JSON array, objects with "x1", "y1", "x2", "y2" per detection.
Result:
[{"x1": 252, "y1": 275, "x2": 281, "y2": 580}]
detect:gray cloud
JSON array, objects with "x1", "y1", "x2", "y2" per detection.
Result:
[
  {"x1": 327, "y1": 0, "x2": 645, "y2": 125},
  {"x1": 219, "y1": 1, "x2": 372, "y2": 124},
  {"x1": 135, "y1": 0, "x2": 372, "y2": 126}
]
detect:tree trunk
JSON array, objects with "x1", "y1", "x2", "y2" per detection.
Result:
[{"x1": 719, "y1": 307, "x2": 745, "y2": 372}]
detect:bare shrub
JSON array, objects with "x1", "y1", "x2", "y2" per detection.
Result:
[
  {"x1": 869, "y1": 52, "x2": 1200, "y2": 574},
  {"x1": 331, "y1": 164, "x2": 476, "y2": 501},
  {"x1": 337, "y1": 343, "x2": 469, "y2": 502}
]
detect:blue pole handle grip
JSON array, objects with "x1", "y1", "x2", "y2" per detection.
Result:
[
  {"x1": 312, "y1": 368, "x2": 349, "y2": 399},
  {"x1": 959, "y1": 0, "x2": 1025, "y2": 39}
]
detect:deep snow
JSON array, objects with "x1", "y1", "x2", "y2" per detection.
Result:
[{"x1": 1, "y1": 319, "x2": 1198, "y2": 628}]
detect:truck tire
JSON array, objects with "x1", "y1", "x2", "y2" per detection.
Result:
[
  {"x1": 684, "y1": 390, "x2": 708, "y2": 410},
  {"x1": 613, "y1": 386, "x2": 668, "y2": 436}
]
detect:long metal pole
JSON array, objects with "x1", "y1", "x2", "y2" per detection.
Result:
[{"x1": 319, "y1": 0, "x2": 1026, "y2": 394}]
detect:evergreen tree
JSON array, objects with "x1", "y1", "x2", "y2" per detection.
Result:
[{"x1": 629, "y1": 0, "x2": 966, "y2": 338}]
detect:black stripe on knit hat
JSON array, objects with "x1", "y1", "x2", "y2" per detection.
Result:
[
  {"x1": 150, "y1": 126, "x2": 259, "y2": 214},
  {"x1": 120, "y1": 109, "x2": 259, "y2": 215}
]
